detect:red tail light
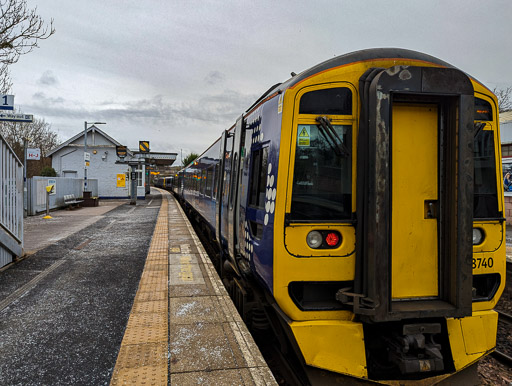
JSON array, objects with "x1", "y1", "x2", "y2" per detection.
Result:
[{"x1": 325, "y1": 232, "x2": 340, "y2": 247}]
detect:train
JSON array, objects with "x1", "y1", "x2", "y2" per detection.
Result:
[
  {"x1": 166, "y1": 48, "x2": 506, "y2": 384},
  {"x1": 154, "y1": 176, "x2": 174, "y2": 190}
]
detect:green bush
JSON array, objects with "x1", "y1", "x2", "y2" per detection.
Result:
[{"x1": 40, "y1": 166, "x2": 57, "y2": 177}]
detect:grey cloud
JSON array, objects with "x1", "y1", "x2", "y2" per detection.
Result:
[
  {"x1": 204, "y1": 71, "x2": 226, "y2": 85},
  {"x1": 33, "y1": 92, "x2": 65, "y2": 105},
  {"x1": 37, "y1": 71, "x2": 59, "y2": 86},
  {"x1": 173, "y1": 90, "x2": 258, "y2": 123}
]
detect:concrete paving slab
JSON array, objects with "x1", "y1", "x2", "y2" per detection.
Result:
[
  {"x1": 169, "y1": 284, "x2": 213, "y2": 298},
  {"x1": 169, "y1": 322, "x2": 239, "y2": 373},
  {"x1": 169, "y1": 261, "x2": 205, "y2": 285},
  {"x1": 170, "y1": 367, "x2": 277, "y2": 386},
  {"x1": 170, "y1": 296, "x2": 227, "y2": 324}
]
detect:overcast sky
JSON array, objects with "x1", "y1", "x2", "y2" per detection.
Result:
[{"x1": 9, "y1": 0, "x2": 512, "y2": 164}]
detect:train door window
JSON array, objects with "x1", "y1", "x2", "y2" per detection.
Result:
[
  {"x1": 213, "y1": 163, "x2": 218, "y2": 199},
  {"x1": 249, "y1": 147, "x2": 269, "y2": 208},
  {"x1": 474, "y1": 127, "x2": 499, "y2": 218},
  {"x1": 205, "y1": 167, "x2": 213, "y2": 197},
  {"x1": 200, "y1": 170, "x2": 206, "y2": 195}
]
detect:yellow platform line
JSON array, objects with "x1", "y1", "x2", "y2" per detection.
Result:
[{"x1": 110, "y1": 191, "x2": 169, "y2": 385}]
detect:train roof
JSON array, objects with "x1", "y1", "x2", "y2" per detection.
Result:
[{"x1": 247, "y1": 48, "x2": 488, "y2": 113}]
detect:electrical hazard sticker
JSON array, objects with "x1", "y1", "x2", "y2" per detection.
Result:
[{"x1": 298, "y1": 125, "x2": 310, "y2": 146}]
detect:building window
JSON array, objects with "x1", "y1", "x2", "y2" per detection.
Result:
[{"x1": 137, "y1": 171, "x2": 143, "y2": 187}]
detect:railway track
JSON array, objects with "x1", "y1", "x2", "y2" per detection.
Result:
[
  {"x1": 490, "y1": 309, "x2": 512, "y2": 367},
  {"x1": 496, "y1": 309, "x2": 512, "y2": 325}
]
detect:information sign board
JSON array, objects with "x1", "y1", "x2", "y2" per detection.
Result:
[
  {"x1": 116, "y1": 145, "x2": 127, "y2": 158},
  {"x1": 139, "y1": 141, "x2": 150, "y2": 153},
  {"x1": 27, "y1": 148, "x2": 41, "y2": 160},
  {"x1": 0, "y1": 113, "x2": 33, "y2": 122},
  {"x1": 47, "y1": 178, "x2": 56, "y2": 195}
]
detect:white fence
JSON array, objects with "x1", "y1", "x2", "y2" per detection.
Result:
[{"x1": 0, "y1": 133, "x2": 23, "y2": 268}]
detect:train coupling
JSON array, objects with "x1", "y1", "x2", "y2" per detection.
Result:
[{"x1": 385, "y1": 323, "x2": 444, "y2": 374}]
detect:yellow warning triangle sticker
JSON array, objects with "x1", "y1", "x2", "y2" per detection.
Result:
[{"x1": 299, "y1": 127, "x2": 309, "y2": 137}]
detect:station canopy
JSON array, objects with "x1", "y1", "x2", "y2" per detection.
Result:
[{"x1": 132, "y1": 151, "x2": 177, "y2": 166}]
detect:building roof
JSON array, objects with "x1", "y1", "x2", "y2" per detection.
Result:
[
  {"x1": 47, "y1": 126, "x2": 129, "y2": 157},
  {"x1": 500, "y1": 110, "x2": 512, "y2": 123}
]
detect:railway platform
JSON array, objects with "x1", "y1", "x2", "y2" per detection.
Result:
[{"x1": 0, "y1": 189, "x2": 276, "y2": 385}]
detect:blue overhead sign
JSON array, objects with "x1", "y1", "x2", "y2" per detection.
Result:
[{"x1": 0, "y1": 95, "x2": 14, "y2": 110}]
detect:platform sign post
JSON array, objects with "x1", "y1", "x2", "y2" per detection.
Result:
[{"x1": 130, "y1": 165, "x2": 138, "y2": 205}]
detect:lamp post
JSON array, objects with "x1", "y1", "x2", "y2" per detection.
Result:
[{"x1": 84, "y1": 121, "x2": 106, "y2": 193}]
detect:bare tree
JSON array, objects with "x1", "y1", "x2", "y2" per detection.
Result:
[
  {"x1": 0, "y1": 115, "x2": 58, "y2": 158},
  {"x1": 493, "y1": 86, "x2": 512, "y2": 113},
  {"x1": 0, "y1": 0, "x2": 55, "y2": 66},
  {"x1": 0, "y1": 64, "x2": 12, "y2": 93}
]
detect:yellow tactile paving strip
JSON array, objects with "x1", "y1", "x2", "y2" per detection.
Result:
[{"x1": 110, "y1": 195, "x2": 169, "y2": 386}]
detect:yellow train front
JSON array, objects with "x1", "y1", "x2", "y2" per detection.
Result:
[
  {"x1": 266, "y1": 49, "x2": 505, "y2": 384},
  {"x1": 176, "y1": 48, "x2": 505, "y2": 384}
]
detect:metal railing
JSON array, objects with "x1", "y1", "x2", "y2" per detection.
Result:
[{"x1": 0, "y1": 133, "x2": 23, "y2": 267}]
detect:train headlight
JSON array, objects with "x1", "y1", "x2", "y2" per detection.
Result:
[
  {"x1": 306, "y1": 231, "x2": 323, "y2": 249},
  {"x1": 472, "y1": 228, "x2": 484, "y2": 245}
]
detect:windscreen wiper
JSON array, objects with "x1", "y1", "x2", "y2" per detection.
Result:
[
  {"x1": 474, "y1": 122, "x2": 485, "y2": 138},
  {"x1": 315, "y1": 116, "x2": 350, "y2": 157}
]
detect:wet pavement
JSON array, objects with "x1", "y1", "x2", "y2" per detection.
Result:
[{"x1": 0, "y1": 195, "x2": 161, "y2": 385}]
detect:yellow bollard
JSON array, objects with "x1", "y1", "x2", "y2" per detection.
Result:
[{"x1": 43, "y1": 185, "x2": 54, "y2": 219}]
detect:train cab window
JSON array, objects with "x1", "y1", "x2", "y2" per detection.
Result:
[
  {"x1": 474, "y1": 129, "x2": 499, "y2": 218},
  {"x1": 291, "y1": 124, "x2": 352, "y2": 221},
  {"x1": 249, "y1": 147, "x2": 269, "y2": 208},
  {"x1": 299, "y1": 87, "x2": 352, "y2": 115},
  {"x1": 475, "y1": 98, "x2": 493, "y2": 121}
]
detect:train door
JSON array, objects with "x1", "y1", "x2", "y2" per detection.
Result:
[
  {"x1": 391, "y1": 104, "x2": 438, "y2": 299},
  {"x1": 347, "y1": 65, "x2": 474, "y2": 322},
  {"x1": 216, "y1": 130, "x2": 230, "y2": 251},
  {"x1": 227, "y1": 116, "x2": 245, "y2": 269}
]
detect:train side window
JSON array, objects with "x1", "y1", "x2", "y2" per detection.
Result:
[
  {"x1": 249, "y1": 147, "x2": 269, "y2": 208},
  {"x1": 299, "y1": 87, "x2": 352, "y2": 115},
  {"x1": 474, "y1": 129, "x2": 499, "y2": 218},
  {"x1": 205, "y1": 167, "x2": 213, "y2": 197}
]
